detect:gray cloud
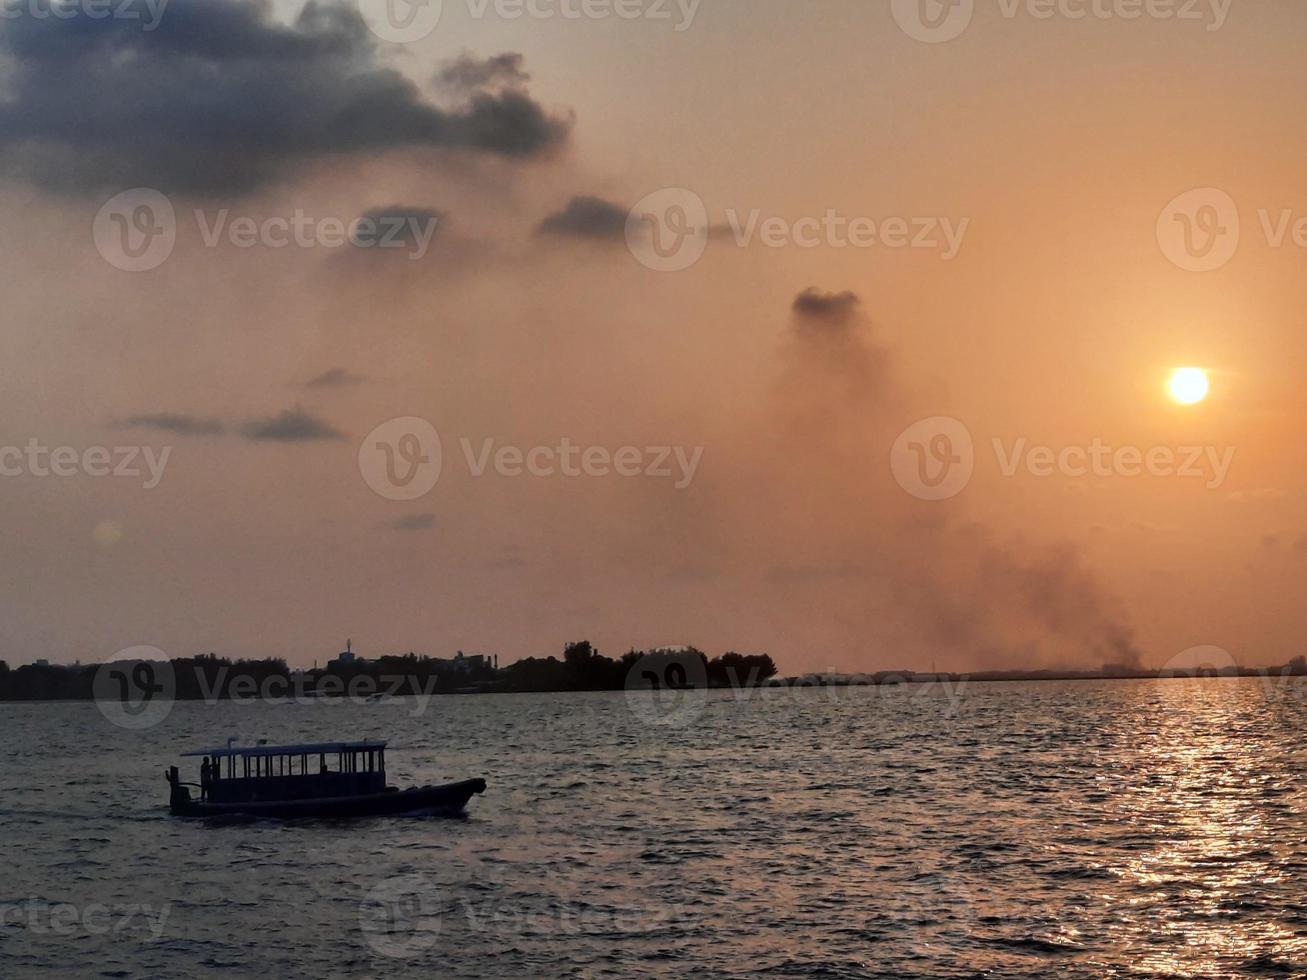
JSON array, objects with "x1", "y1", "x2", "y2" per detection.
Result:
[
  {"x1": 537, "y1": 195, "x2": 629, "y2": 241},
  {"x1": 438, "y1": 52, "x2": 530, "y2": 92},
  {"x1": 305, "y1": 368, "x2": 366, "y2": 389},
  {"x1": 241, "y1": 408, "x2": 344, "y2": 442},
  {"x1": 119, "y1": 414, "x2": 226, "y2": 436},
  {"x1": 0, "y1": 1, "x2": 571, "y2": 196},
  {"x1": 792, "y1": 288, "x2": 862, "y2": 324}
]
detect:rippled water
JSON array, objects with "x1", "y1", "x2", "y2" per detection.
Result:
[{"x1": 3, "y1": 679, "x2": 1306, "y2": 978}]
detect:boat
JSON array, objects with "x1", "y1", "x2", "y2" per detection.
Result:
[{"x1": 165, "y1": 739, "x2": 486, "y2": 819}]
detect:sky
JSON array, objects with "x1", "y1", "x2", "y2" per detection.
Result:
[{"x1": 2, "y1": 0, "x2": 1305, "y2": 673}]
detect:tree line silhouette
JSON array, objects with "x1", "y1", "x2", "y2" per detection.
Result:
[{"x1": 0, "y1": 642, "x2": 777, "y2": 701}]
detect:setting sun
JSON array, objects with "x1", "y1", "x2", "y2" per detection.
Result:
[{"x1": 1168, "y1": 367, "x2": 1210, "y2": 405}]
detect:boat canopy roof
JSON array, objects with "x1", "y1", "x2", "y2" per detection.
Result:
[{"x1": 181, "y1": 740, "x2": 387, "y2": 759}]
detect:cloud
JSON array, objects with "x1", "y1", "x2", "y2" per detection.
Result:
[
  {"x1": 0, "y1": 1, "x2": 571, "y2": 196},
  {"x1": 391, "y1": 514, "x2": 436, "y2": 532},
  {"x1": 792, "y1": 287, "x2": 862, "y2": 324},
  {"x1": 119, "y1": 414, "x2": 226, "y2": 436},
  {"x1": 536, "y1": 195, "x2": 629, "y2": 241},
  {"x1": 304, "y1": 368, "x2": 366, "y2": 389},
  {"x1": 240, "y1": 408, "x2": 344, "y2": 442},
  {"x1": 438, "y1": 52, "x2": 530, "y2": 92}
]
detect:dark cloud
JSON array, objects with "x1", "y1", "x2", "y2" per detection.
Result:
[
  {"x1": 241, "y1": 408, "x2": 344, "y2": 442},
  {"x1": 792, "y1": 288, "x2": 862, "y2": 323},
  {"x1": 0, "y1": 1, "x2": 571, "y2": 195},
  {"x1": 304, "y1": 368, "x2": 366, "y2": 389},
  {"x1": 391, "y1": 514, "x2": 436, "y2": 532},
  {"x1": 438, "y1": 52, "x2": 530, "y2": 92},
  {"x1": 537, "y1": 196, "x2": 629, "y2": 241},
  {"x1": 119, "y1": 414, "x2": 226, "y2": 436}
]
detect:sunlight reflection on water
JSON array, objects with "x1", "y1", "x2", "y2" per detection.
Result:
[{"x1": 1, "y1": 677, "x2": 1305, "y2": 978}]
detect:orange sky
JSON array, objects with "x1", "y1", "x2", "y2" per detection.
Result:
[{"x1": 2, "y1": 0, "x2": 1305, "y2": 672}]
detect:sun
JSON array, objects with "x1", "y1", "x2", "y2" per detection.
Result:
[{"x1": 1168, "y1": 367, "x2": 1210, "y2": 405}]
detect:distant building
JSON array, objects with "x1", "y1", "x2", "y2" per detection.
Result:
[
  {"x1": 432, "y1": 651, "x2": 490, "y2": 674},
  {"x1": 329, "y1": 639, "x2": 359, "y2": 669},
  {"x1": 33, "y1": 659, "x2": 49, "y2": 667}
]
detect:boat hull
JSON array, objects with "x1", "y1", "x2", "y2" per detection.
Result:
[{"x1": 170, "y1": 778, "x2": 486, "y2": 819}]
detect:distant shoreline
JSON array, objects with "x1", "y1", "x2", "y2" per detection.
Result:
[{"x1": 0, "y1": 667, "x2": 1302, "y2": 707}]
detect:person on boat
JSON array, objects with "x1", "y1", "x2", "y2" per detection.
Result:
[{"x1": 200, "y1": 757, "x2": 212, "y2": 800}]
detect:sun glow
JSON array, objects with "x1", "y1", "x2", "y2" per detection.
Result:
[{"x1": 1168, "y1": 367, "x2": 1210, "y2": 405}]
